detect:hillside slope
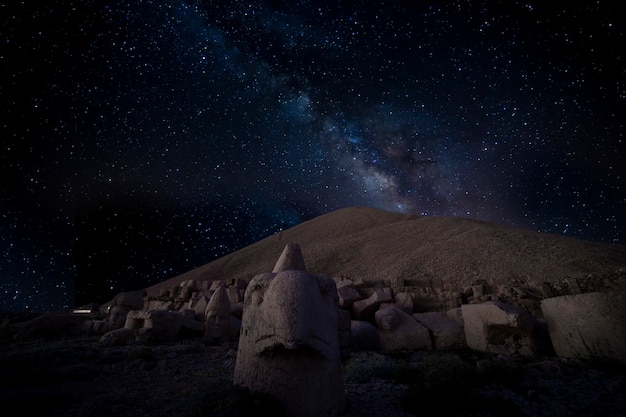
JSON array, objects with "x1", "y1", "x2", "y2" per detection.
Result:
[{"x1": 143, "y1": 206, "x2": 626, "y2": 298}]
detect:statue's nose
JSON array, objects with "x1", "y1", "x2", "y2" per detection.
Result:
[{"x1": 265, "y1": 270, "x2": 316, "y2": 343}]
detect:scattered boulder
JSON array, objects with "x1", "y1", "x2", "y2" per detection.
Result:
[
  {"x1": 112, "y1": 291, "x2": 144, "y2": 311},
  {"x1": 375, "y1": 306, "x2": 432, "y2": 351},
  {"x1": 101, "y1": 309, "x2": 186, "y2": 344},
  {"x1": 461, "y1": 301, "x2": 539, "y2": 356},
  {"x1": 337, "y1": 286, "x2": 362, "y2": 308},
  {"x1": 226, "y1": 285, "x2": 243, "y2": 304},
  {"x1": 413, "y1": 311, "x2": 466, "y2": 350},
  {"x1": 541, "y1": 292, "x2": 626, "y2": 364},
  {"x1": 352, "y1": 289, "x2": 393, "y2": 321},
  {"x1": 350, "y1": 320, "x2": 381, "y2": 351},
  {"x1": 179, "y1": 310, "x2": 205, "y2": 338},
  {"x1": 234, "y1": 243, "x2": 346, "y2": 417},
  {"x1": 138, "y1": 310, "x2": 183, "y2": 343},
  {"x1": 393, "y1": 292, "x2": 415, "y2": 314},
  {"x1": 187, "y1": 295, "x2": 210, "y2": 320},
  {"x1": 99, "y1": 327, "x2": 135, "y2": 345}
]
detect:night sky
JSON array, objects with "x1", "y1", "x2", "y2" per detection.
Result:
[{"x1": 2, "y1": 1, "x2": 624, "y2": 312}]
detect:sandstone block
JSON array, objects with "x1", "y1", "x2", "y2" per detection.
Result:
[
  {"x1": 352, "y1": 289, "x2": 393, "y2": 321},
  {"x1": 375, "y1": 306, "x2": 432, "y2": 351},
  {"x1": 140, "y1": 310, "x2": 182, "y2": 343},
  {"x1": 226, "y1": 285, "x2": 242, "y2": 304},
  {"x1": 413, "y1": 312, "x2": 466, "y2": 350},
  {"x1": 229, "y1": 278, "x2": 248, "y2": 290},
  {"x1": 112, "y1": 291, "x2": 144, "y2": 310},
  {"x1": 336, "y1": 279, "x2": 355, "y2": 289},
  {"x1": 461, "y1": 302, "x2": 538, "y2": 356},
  {"x1": 541, "y1": 292, "x2": 626, "y2": 363},
  {"x1": 188, "y1": 295, "x2": 209, "y2": 320},
  {"x1": 393, "y1": 292, "x2": 414, "y2": 314},
  {"x1": 337, "y1": 286, "x2": 363, "y2": 308}
]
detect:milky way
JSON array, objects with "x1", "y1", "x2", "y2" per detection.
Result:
[{"x1": 1, "y1": 0, "x2": 624, "y2": 311}]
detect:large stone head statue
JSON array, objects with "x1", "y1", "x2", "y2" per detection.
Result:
[
  {"x1": 233, "y1": 243, "x2": 346, "y2": 417},
  {"x1": 204, "y1": 281, "x2": 231, "y2": 344}
]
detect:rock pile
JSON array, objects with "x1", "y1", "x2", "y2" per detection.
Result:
[{"x1": 4, "y1": 242, "x2": 624, "y2": 369}]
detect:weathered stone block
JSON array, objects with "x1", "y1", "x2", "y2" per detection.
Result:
[
  {"x1": 541, "y1": 292, "x2": 626, "y2": 364},
  {"x1": 112, "y1": 291, "x2": 144, "y2": 310},
  {"x1": 461, "y1": 302, "x2": 538, "y2": 356},
  {"x1": 413, "y1": 311, "x2": 466, "y2": 350},
  {"x1": 393, "y1": 292, "x2": 414, "y2": 314},
  {"x1": 375, "y1": 306, "x2": 432, "y2": 351},
  {"x1": 352, "y1": 289, "x2": 393, "y2": 321},
  {"x1": 337, "y1": 286, "x2": 363, "y2": 308}
]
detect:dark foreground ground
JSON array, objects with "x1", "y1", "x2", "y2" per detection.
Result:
[{"x1": 1, "y1": 335, "x2": 625, "y2": 417}]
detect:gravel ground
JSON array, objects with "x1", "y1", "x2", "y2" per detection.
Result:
[{"x1": 1, "y1": 337, "x2": 625, "y2": 417}]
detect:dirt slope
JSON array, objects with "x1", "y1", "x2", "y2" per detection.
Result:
[{"x1": 143, "y1": 206, "x2": 626, "y2": 298}]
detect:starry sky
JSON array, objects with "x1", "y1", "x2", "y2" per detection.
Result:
[{"x1": 2, "y1": 0, "x2": 624, "y2": 312}]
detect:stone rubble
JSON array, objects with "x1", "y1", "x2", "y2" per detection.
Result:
[{"x1": 2, "y1": 242, "x2": 626, "y2": 416}]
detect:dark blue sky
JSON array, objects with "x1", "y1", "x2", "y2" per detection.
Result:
[{"x1": 1, "y1": 0, "x2": 624, "y2": 312}]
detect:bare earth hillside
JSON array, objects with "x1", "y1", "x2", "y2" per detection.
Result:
[{"x1": 143, "y1": 206, "x2": 626, "y2": 301}]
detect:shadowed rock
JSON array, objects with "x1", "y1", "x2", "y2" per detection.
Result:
[
  {"x1": 234, "y1": 243, "x2": 346, "y2": 417},
  {"x1": 350, "y1": 320, "x2": 381, "y2": 351}
]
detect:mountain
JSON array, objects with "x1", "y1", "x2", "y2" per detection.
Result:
[{"x1": 142, "y1": 206, "x2": 626, "y2": 299}]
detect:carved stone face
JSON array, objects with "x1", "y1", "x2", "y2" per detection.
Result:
[
  {"x1": 205, "y1": 309, "x2": 230, "y2": 339},
  {"x1": 234, "y1": 269, "x2": 346, "y2": 417},
  {"x1": 108, "y1": 306, "x2": 129, "y2": 330},
  {"x1": 240, "y1": 270, "x2": 339, "y2": 359}
]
